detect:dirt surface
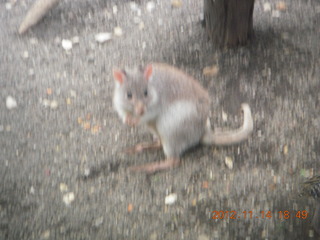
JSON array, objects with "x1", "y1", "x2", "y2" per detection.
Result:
[{"x1": 1, "y1": 0, "x2": 320, "y2": 239}]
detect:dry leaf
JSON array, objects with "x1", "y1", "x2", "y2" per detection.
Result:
[
  {"x1": 276, "y1": 2, "x2": 286, "y2": 11},
  {"x1": 46, "y1": 88, "x2": 52, "y2": 95},
  {"x1": 171, "y1": 0, "x2": 182, "y2": 8},
  {"x1": 283, "y1": 145, "x2": 288, "y2": 155},
  {"x1": 128, "y1": 203, "x2": 133, "y2": 212},
  {"x1": 225, "y1": 156, "x2": 233, "y2": 169},
  {"x1": 91, "y1": 125, "x2": 100, "y2": 134},
  {"x1": 203, "y1": 65, "x2": 219, "y2": 76},
  {"x1": 83, "y1": 122, "x2": 91, "y2": 130},
  {"x1": 202, "y1": 181, "x2": 209, "y2": 189}
]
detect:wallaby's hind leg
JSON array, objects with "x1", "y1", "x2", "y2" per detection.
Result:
[
  {"x1": 129, "y1": 158, "x2": 180, "y2": 174},
  {"x1": 123, "y1": 140, "x2": 161, "y2": 154}
]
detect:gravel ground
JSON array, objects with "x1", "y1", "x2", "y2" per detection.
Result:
[{"x1": 1, "y1": 0, "x2": 320, "y2": 239}]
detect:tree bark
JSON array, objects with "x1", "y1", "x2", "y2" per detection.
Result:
[{"x1": 204, "y1": 0, "x2": 255, "y2": 48}]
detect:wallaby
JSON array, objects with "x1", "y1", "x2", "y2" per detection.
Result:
[{"x1": 113, "y1": 63, "x2": 253, "y2": 173}]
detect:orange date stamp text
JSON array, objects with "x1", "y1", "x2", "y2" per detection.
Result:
[{"x1": 211, "y1": 210, "x2": 309, "y2": 220}]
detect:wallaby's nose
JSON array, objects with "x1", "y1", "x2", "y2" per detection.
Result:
[{"x1": 135, "y1": 101, "x2": 145, "y2": 116}]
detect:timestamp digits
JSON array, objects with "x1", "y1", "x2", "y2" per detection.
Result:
[{"x1": 211, "y1": 210, "x2": 309, "y2": 220}]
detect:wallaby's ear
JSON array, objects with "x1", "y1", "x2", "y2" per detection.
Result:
[
  {"x1": 144, "y1": 64, "x2": 153, "y2": 81},
  {"x1": 113, "y1": 69, "x2": 126, "y2": 84}
]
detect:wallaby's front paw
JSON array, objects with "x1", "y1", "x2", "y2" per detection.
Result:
[{"x1": 125, "y1": 114, "x2": 140, "y2": 127}]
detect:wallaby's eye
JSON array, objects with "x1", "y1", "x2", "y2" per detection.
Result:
[
  {"x1": 144, "y1": 89, "x2": 148, "y2": 97},
  {"x1": 127, "y1": 92, "x2": 132, "y2": 99}
]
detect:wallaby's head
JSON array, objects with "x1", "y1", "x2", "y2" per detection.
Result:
[{"x1": 113, "y1": 64, "x2": 155, "y2": 117}]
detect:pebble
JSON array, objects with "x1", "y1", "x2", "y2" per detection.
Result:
[
  {"x1": 263, "y1": 2, "x2": 271, "y2": 12},
  {"x1": 30, "y1": 38, "x2": 38, "y2": 45},
  {"x1": 114, "y1": 27, "x2": 123, "y2": 37},
  {"x1": 225, "y1": 156, "x2": 233, "y2": 169},
  {"x1": 203, "y1": 65, "x2": 219, "y2": 76},
  {"x1": 28, "y1": 68, "x2": 35, "y2": 76},
  {"x1": 165, "y1": 193, "x2": 177, "y2": 205},
  {"x1": 61, "y1": 39, "x2": 73, "y2": 51},
  {"x1": 222, "y1": 110, "x2": 228, "y2": 122},
  {"x1": 50, "y1": 100, "x2": 58, "y2": 109},
  {"x1": 93, "y1": 216, "x2": 104, "y2": 227},
  {"x1": 139, "y1": 22, "x2": 145, "y2": 30},
  {"x1": 6, "y1": 96, "x2": 17, "y2": 109},
  {"x1": 40, "y1": 230, "x2": 50, "y2": 239},
  {"x1": 95, "y1": 32, "x2": 112, "y2": 43},
  {"x1": 63, "y1": 192, "x2": 75, "y2": 205},
  {"x1": 198, "y1": 235, "x2": 209, "y2": 240},
  {"x1": 5, "y1": 2, "x2": 12, "y2": 10},
  {"x1": 133, "y1": 16, "x2": 141, "y2": 24},
  {"x1": 112, "y1": 5, "x2": 118, "y2": 14},
  {"x1": 59, "y1": 183, "x2": 68, "y2": 192},
  {"x1": 146, "y1": 1, "x2": 155, "y2": 12},
  {"x1": 271, "y1": 10, "x2": 281, "y2": 18},
  {"x1": 171, "y1": 0, "x2": 182, "y2": 8},
  {"x1": 70, "y1": 90, "x2": 77, "y2": 98},
  {"x1": 129, "y1": 2, "x2": 139, "y2": 12},
  {"x1": 72, "y1": 36, "x2": 80, "y2": 44},
  {"x1": 22, "y1": 51, "x2": 29, "y2": 59}
]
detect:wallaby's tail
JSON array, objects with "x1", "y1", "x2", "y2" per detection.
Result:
[{"x1": 201, "y1": 103, "x2": 253, "y2": 146}]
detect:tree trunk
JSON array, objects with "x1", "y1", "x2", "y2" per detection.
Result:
[{"x1": 204, "y1": 0, "x2": 255, "y2": 48}]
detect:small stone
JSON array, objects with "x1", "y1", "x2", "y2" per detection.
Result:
[
  {"x1": 30, "y1": 186, "x2": 35, "y2": 194},
  {"x1": 150, "y1": 232, "x2": 157, "y2": 240},
  {"x1": 203, "y1": 65, "x2": 219, "y2": 76},
  {"x1": 271, "y1": 10, "x2": 280, "y2": 18},
  {"x1": 276, "y1": 2, "x2": 286, "y2": 11},
  {"x1": 146, "y1": 1, "x2": 155, "y2": 12},
  {"x1": 59, "y1": 183, "x2": 68, "y2": 192},
  {"x1": 6, "y1": 96, "x2": 17, "y2": 110},
  {"x1": 93, "y1": 216, "x2": 104, "y2": 227},
  {"x1": 30, "y1": 38, "x2": 38, "y2": 45},
  {"x1": 309, "y1": 229, "x2": 314, "y2": 238},
  {"x1": 198, "y1": 234, "x2": 210, "y2": 240},
  {"x1": 70, "y1": 90, "x2": 77, "y2": 98},
  {"x1": 41, "y1": 99, "x2": 50, "y2": 108},
  {"x1": 28, "y1": 68, "x2": 35, "y2": 76},
  {"x1": 222, "y1": 110, "x2": 228, "y2": 122},
  {"x1": 139, "y1": 22, "x2": 145, "y2": 30},
  {"x1": 133, "y1": 16, "x2": 141, "y2": 24},
  {"x1": 171, "y1": 0, "x2": 182, "y2": 8},
  {"x1": 225, "y1": 156, "x2": 233, "y2": 169},
  {"x1": 283, "y1": 145, "x2": 288, "y2": 155},
  {"x1": 129, "y1": 2, "x2": 139, "y2": 12},
  {"x1": 5, "y1": 2, "x2": 12, "y2": 10},
  {"x1": 50, "y1": 100, "x2": 58, "y2": 109},
  {"x1": 40, "y1": 230, "x2": 50, "y2": 239},
  {"x1": 62, "y1": 39, "x2": 73, "y2": 51},
  {"x1": 84, "y1": 167, "x2": 90, "y2": 177},
  {"x1": 114, "y1": 27, "x2": 123, "y2": 37},
  {"x1": 95, "y1": 32, "x2": 112, "y2": 43},
  {"x1": 263, "y1": 2, "x2": 271, "y2": 12},
  {"x1": 137, "y1": 8, "x2": 142, "y2": 16},
  {"x1": 112, "y1": 5, "x2": 118, "y2": 14},
  {"x1": 22, "y1": 51, "x2": 29, "y2": 59},
  {"x1": 72, "y1": 36, "x2": 80, "y2": 44},
  {"x1": 63, "y1": 192, "x2": 75, "y2": 205},
  {"x1": 165, "y1": 193, "x2": 177, "y2": 205}
]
